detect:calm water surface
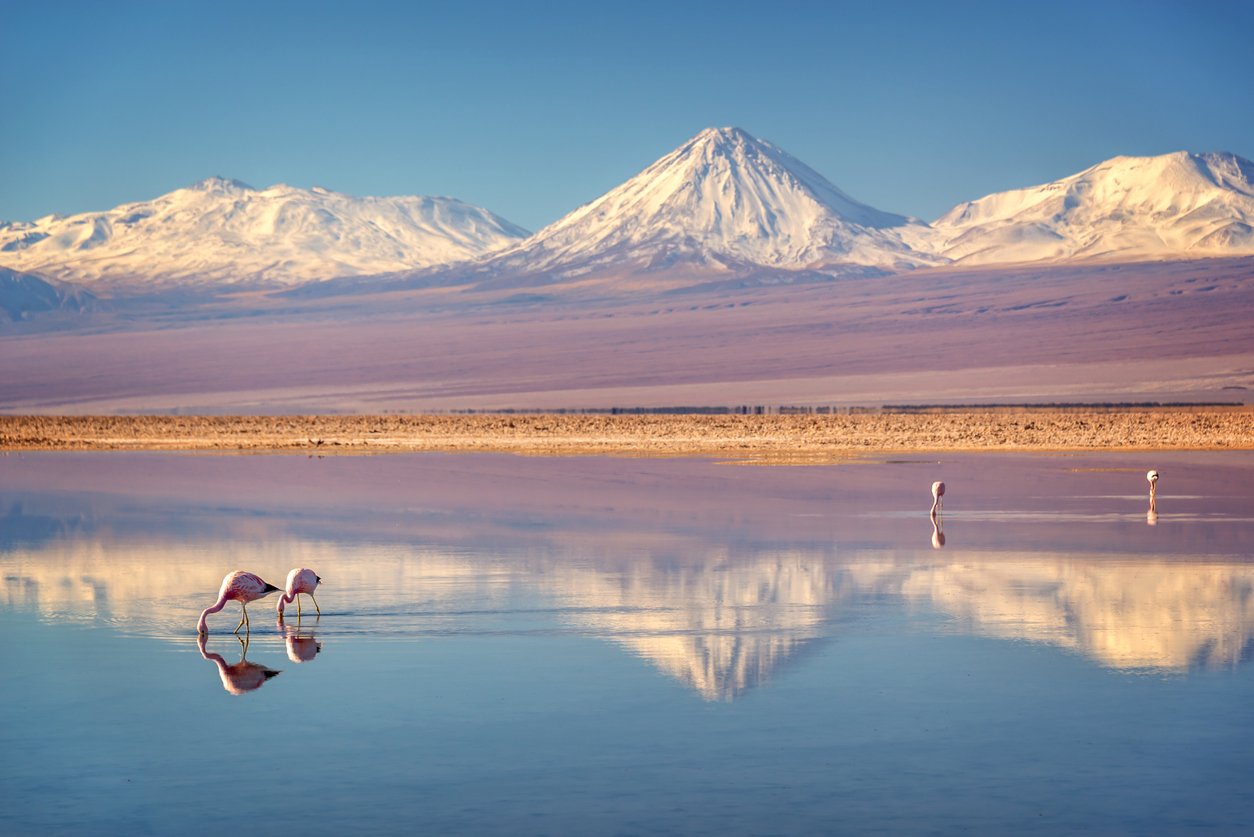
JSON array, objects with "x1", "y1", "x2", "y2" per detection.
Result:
[{"x1": 2, "y1": 451, "x2": 1253, "y2": 834}]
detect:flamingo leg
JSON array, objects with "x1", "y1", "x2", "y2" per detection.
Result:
[
  {"x1": 296, "y1": 595, "x2": 302, "y2": 618},
  {"x1": 235, "y1": 602, "x2": 252, "y2": 634},
  {"x1": 310, "y1": 593, "x2": 320, "y2": 616}
]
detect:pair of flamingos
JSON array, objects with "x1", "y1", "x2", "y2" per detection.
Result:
[{"x1": 197, "y1": 567, "x2": 321, "y2": 635}]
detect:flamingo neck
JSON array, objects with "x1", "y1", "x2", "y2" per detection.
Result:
[
  {"x1": 276, "y1": 591, "x2": 295, "y2": 614},
  {"x1": 197, "y1": 597, "x2": 227, "y2": 634}
]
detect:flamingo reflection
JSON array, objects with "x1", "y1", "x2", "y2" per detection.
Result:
[
  {"x1": 279, "y1": 622, "x2": 323, "y2": 664},
  {"x1": 197, "y1": 633, "x2": 281, "y2": 695}
]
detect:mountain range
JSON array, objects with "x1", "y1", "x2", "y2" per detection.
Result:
[
  {"x1": 2, "y1": 128, "x2": 1253, "y2": 305},
  {"x1": 0, "y1": 177, "x2": 527, "y2": 290}
]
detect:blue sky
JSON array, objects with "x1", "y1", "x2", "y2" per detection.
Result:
[{"x1": 3, "y1": 0, "x2": 1252, "y2": 231}]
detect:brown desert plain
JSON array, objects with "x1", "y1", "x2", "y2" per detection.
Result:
[{"x1": 1, "y1": 257, "x2": 1252, "y2": 455}]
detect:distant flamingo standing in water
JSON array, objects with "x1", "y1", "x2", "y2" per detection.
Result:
[
  {"x1": 276, "y1": 568, "x2": 322, "y2": 619},
  {"x1": 931, "y1": 481, "x2": 946, "y2": 517},
  {"x1": 197, "y1": 571, "x2": 280, "y2": 635},
  {"x1": 1147, "y1": 469, "x2": 1159, "y2": 511}
]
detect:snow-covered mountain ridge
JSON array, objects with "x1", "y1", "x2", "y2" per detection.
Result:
[
  {"x1": 928, "y1": 150, "x2": 1254, "y2": 264},
  {"x1": 0, "y1": 178, "x2": 528, "y2": 289}
]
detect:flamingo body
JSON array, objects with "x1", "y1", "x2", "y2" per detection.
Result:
[
  {"x1": 930, "y1": 481, "x2": 946, "y2": 517},
  {"x1": 197, "y1": 571, "x2": 280, "y2": 635},
  {"x1": 277, "y1": 567, "x2": 322, "y2": 618},
  {"x1": 1147, "y1": 469, "x2": 1159, "y2": 512}
]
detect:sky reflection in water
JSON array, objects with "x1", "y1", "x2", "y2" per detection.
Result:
[{"x1": 2, "y1": 451, "x2": 1253, "y2": 833}]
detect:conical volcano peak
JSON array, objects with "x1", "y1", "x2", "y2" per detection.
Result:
[
  {"x1": 690, "y1": 125, "x2": 756, "y2": 147},
  {"x1": 646, "y1": 127, "x2": 912, "y2": 231},
  {"x1": 673, "y1": 127, "x2": 786, "y2": 172},
  {"x1": 473, "y1": 128, "x2": 938, "y2": 286},
  {"x1": 701, "y1": 125, "x2": 750, "y2": 138},
  {"x1": 673, "y1": 126, "x2": 784, "y2": 167}
]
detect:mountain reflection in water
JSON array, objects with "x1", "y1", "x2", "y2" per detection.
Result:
[{"x1": 4, "y1": 535, "x2": 1254, "y2": 699}]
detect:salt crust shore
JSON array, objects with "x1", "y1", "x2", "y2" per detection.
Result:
[{"x1": 2, "y1": 409, "x2": 1251, "y2": 462}]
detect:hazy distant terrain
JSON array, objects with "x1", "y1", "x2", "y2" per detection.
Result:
[{"x1": 2, "y1": 258, "x2": 1250, "y2": 412}]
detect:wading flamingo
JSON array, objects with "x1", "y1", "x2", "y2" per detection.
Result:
[
  {"x1": 1147, "y1": 469, "x2": 1159, "y2": 509},
  {"x1": 930, "y1": 481, "x2": 946, "y2": 517},
  {"x1": 197, "y1": 571, "x2": 280, "y2": 635},
  {"x1": 198, "y1": 633, "x2": 281, "y2": 694},
  {"x1": 276, "y1": 568, "x2": 322, "y2": 619}
]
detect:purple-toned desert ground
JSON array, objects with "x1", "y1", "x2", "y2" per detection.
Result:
[{"x1": 2, "y1": 258, "x2": 1252, "y2": 413}]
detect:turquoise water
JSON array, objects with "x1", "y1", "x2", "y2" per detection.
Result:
[{"x1": 2, "y1": 451, "x2": 1253, "y2": 834}]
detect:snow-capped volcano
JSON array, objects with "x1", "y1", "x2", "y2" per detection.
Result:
[
  {"x1": 0, "y1": 177, "x2": 528, "y2": 289},
  {"x1": 473, "y1": 127, "x2": 939, "y2": 284},
  {"x1": 930, "y1": 151, "x2": 1254, "y2": 265}
]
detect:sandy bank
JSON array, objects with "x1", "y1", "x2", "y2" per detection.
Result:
[{"x1": 2, "y1": 409, "x2": 1251, "y2": 461}]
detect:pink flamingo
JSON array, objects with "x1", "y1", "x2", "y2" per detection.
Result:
[
  {"x1": 930, "y1": 481, "x2": 946, "y2": 517},
  {"x1": 197, "y1": 634, "x2": 281, "y2": 694},
  {"x1": 1147, "y1": 469, "x2": 1159, "y2": 510},
  {"x1": 197, "y1": 571, "x2": 280, "y2": 635},
  {"x1": 276, "y1": 567, "x2": 322, "y2": 619}
]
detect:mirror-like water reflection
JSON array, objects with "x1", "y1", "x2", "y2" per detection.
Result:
[
  {"x1": 5, "y1": 518, "x2": 1254, "y2": 694},
  {"x1": 2, "y1": 450, "x2": 1253, "y2": 833},
  {"x1": 198, "y1": 633, "x2": 282, "y2": 694}
]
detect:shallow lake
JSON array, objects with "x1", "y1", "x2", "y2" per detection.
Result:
[{"x1": 3, "y1": 450, "x2": 1253, "y2": 834}]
